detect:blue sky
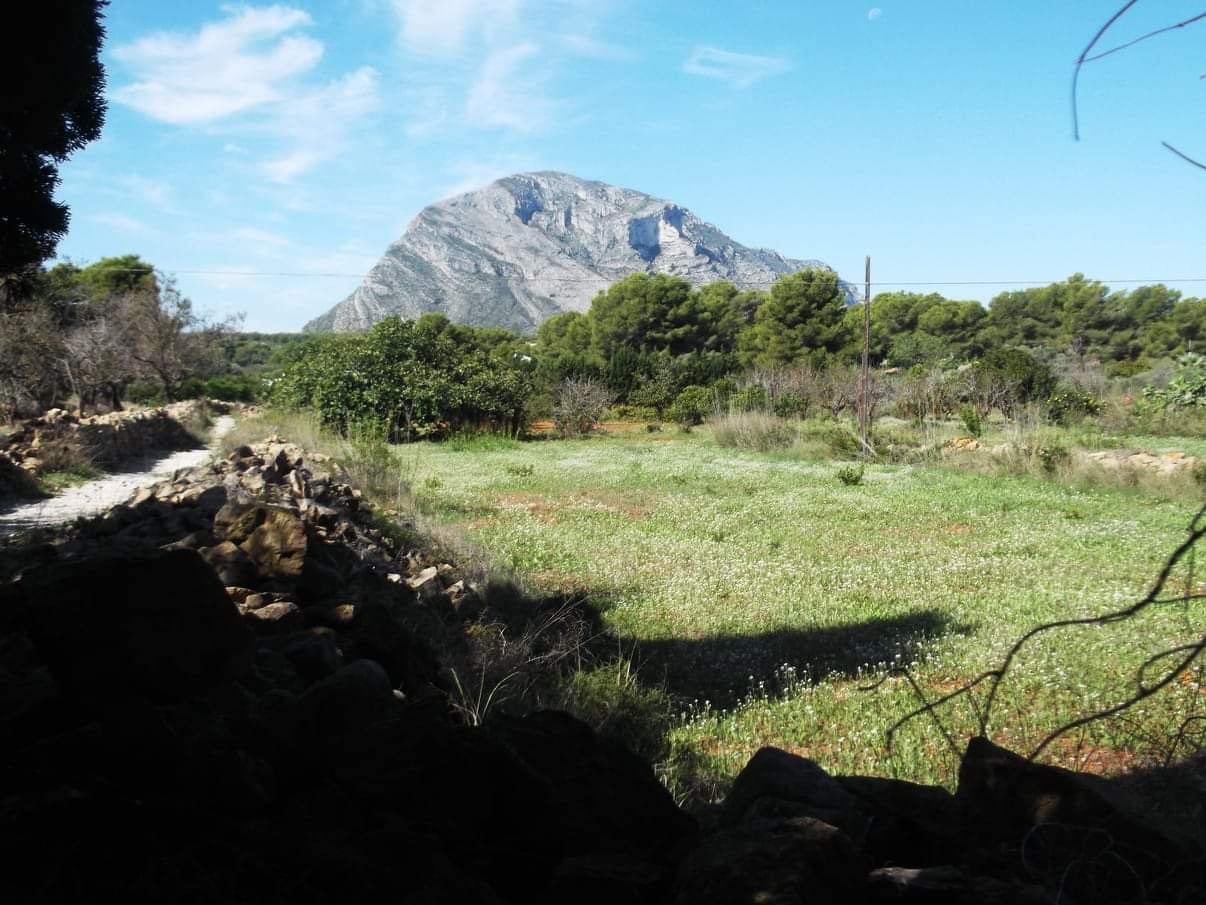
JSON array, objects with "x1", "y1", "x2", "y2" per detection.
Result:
[{"x1": 55, "y1": 1, "x2": 1206, "y2": 331}]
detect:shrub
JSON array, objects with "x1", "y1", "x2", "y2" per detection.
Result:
[
  {"x1": 553, "y1": 377, "x2": 613, "y2": 438},
  {"x1": 729, "y1": 385, "x2": 770, "y2": 412},
  {"x1": 204, "y1": 373, "x2": 260, "y2": 402},
  {"x1": 1046, "y1": 389, "x2": 1101, "y2": 424},
  {"x1": 772, "y1": 391, "x2": 809, "y2": 418},
  {"x1": 1036, "y1": 443, "x2": 1070, "y2": 473},
  {"x1": 958, "y1": 405, "x2": 982, "y2": 437},
  {"x1": 669, "y1": 385, "x2": 714, "y2": 427},
  {"x1": 836, "y1": 463, "x2": 865, "y2": 486},
  {"x1": 971, "y1": 348, "x2": 1055, "y2": 415},
  {"x1": 271, "y1": 316, "x2": 535, "y2": 439},
  {"x1": 605, "y1": 404, "x2": 659, "y2": 422},
  {"x1": 1142, "y1": 353, "x2": 1206, "y2": 409},
  {"x1": 798, "y1": 421, "x2": 860, "y2": 458}
]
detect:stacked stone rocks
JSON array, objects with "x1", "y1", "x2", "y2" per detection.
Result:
[{"x1": 0, "y1": 400, "x2": 217, "y2": 480}]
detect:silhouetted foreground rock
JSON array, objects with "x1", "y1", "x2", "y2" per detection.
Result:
[{"x1": 1, "y1": 434, "x2": 1203, "y2": 903}]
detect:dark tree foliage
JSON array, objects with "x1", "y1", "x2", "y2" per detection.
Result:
[{"x1": 0, "y1": 2, "x2": 107, "y2": 285}]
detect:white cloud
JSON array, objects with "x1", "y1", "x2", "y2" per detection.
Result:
[
  {"x1": 562, "y1": 33, "x2": 635, "y2": 61},
  {"x1": 392, "y1": 0, "x2": 520, "y2": 54},
  {"x1": 92, "y1": 213, "x2": 152, "y2": 234},
  {"x1": 116, "y1": 175, "x2": 171, "y2": 206},
  {"x1": 683, "y1": 46, "x2": 790, "y2": 89},
  {"x1": 439, "y1": 154, "x2": 538, "y2": 199},
  {"x1": 466, "y1": 43, "x2": 547, "y2": 130},
  {"x1": 112, "y1": 5, "x2": 323, "y2": 124},
  {"x1": 260, "y1": 66, "x2": 381, "y2": 181},
  {"x1": 232, "y1": 227, "x2": 291, "y2": 247}
]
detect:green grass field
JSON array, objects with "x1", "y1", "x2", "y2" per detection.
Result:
[{"x1": 400, "y1": 425, "x2": 1206, "y2": 797}]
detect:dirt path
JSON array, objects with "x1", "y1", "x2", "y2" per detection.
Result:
[{"x1": 0, "y1": 415, "x2": 235, "y2": 538}]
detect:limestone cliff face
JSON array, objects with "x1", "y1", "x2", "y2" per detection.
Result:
[{"x1": 306, "y1": 171, "x2": 850, "y2": 333}]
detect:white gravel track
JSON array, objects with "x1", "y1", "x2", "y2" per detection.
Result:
[{"x1": 0, "y1": 415, "x2": 235, "y2": 538}]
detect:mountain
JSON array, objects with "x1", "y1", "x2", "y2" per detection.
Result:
[{"x1": 305, "y1": 171, "x2": 851, "y2": 334}]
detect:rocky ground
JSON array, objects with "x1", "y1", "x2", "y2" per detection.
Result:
[{"x1": 1, "y1": 432, "x2": 1203, "y2": 903}]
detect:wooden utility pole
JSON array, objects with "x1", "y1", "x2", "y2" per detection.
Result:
[{"x1": 858, "y1": 255, "x2": 872, "y2": 449}]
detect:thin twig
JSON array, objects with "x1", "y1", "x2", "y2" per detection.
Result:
[
  {"x1": 1072, "y1": 0, "x2": 1141, "y2": 141},
  {"x1": 1162, "y1": 141, "x2": 1206, "y2": 171},
  {"x1": 1083, "y1": 11, "x2": 1206, "y2": 63}
]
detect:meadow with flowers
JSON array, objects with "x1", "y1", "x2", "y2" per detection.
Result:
[{"x1": 403, "y1": 427, "x2": 1204, "y2": 796}]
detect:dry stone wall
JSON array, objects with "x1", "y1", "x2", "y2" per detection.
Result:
[{"x1": 0, "y1": 400, "x2": 220, "y2": 479}]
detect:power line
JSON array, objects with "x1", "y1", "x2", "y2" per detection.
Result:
[{"x1": 50, "y1": 266, "x2": 1206, "y2": 289}]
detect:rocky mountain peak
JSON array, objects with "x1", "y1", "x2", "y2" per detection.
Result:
[{"x1": 305, "y1": 172, "x2": 848, "y2": 334}]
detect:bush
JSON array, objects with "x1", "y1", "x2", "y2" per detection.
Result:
[
  {"x1": 798, "y1": 421, "x2": 860, "y2": 458},
  {"x1": 271, "y1": 316, "x2": 535, "y2": 439},
  {"x1": 1036, "y1": 443, "x2": 1070, "y2": 473},
  {"x1": 204, "y1": 373, "x2": 261, "y2": 402},
  {"x1": 125, "y1": 380, "x2": 164, "y2": 406},
  {"x1": 1046, "y1": 389, "x2": 1101, "y2": 424},
  {"x1": 772, "y1": 392, "x2": 809, "y2": 418},
  {"x1": 605, "y1": 404, "x2": 660, "y2": 422},
  {"x1": 1142, "y1": 353, "x2": 1206, "y2": 409},
  {"x1": 553, "y1": 377, "x2": 613, "y2": 438},
  {"x1": 668, "y1": 385, "x2": 714, "y2": 427},
  {"x1": 972, "y1": 348, "x2": 1055, "y2": 414},
  {"x1": 835, "y1": 463, "x2": 865, "y2": 486},
  {"x1": 959, "y1": 405, "x2": 982, "y2": 437},
  {"x1": 729, "y1": 385, "x2": 770, "y2": 412}
]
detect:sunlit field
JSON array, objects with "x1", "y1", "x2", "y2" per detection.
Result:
[{"x1": 401, "y1": 425, "x2": 1206, "y2": 797}]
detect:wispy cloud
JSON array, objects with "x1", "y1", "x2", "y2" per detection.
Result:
[
  {"x1": 92, "y1": 212, "x2": 152, "y2": 234},
  {"x1": 111, "y1": 5, "x2": 322, "y2": 124},
  {"x1": 392, "y1": 0, "x2": 520, "y2": 54},
  {"x1": 562, "y1": 33, "x2": 635, "y2": 61},
  {"x1": 116, "y1": 175, "x2": 171, "y2": 206},
  {"x1": 260, "y1": 66, "x2": 381, "y2": 181},
  {"x1": 232, "y1": 227, "x2": 291, "y2": 248},
  {"x1": 439, "y1": 154, "x2": 538, "y2": 199},
  {"x1": 466, "y1": 43, "x2": 548, "y2": 130},
  {"x1": 683, "y1": 46, "x2": 790, "y2": 89}
]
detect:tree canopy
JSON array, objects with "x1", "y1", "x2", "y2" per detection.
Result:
[{"x1": 0, "y1": 2, "x2": 107, "y2": 285}]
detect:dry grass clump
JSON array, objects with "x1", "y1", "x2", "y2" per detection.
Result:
[
  {"x1": 709, "y1": 411, "x2": 798, "y2": 452},
  {"x1": 34, "y1": 431, "x2": 97, "y2": 475}
]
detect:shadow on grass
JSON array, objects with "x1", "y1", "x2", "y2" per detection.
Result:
[
  {"x1": 509, "y1": 580, "x2": 964, "y2": 708},
  {"x1": 622, "y1": 609, "x2": 965, "y2": 705}
]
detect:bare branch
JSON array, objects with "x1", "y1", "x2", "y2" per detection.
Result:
[
  {"x1": 1162, "y1": 140, "x2": 1206, "y2": 171},
  {"x1": 1083, "y1": 11, "x2": 1206, "y2": 63},
  {"x1": 1072, "y1": 0, "x2": 1140, "y2": 141}
]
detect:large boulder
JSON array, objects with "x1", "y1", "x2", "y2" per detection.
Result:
[
  {"x1": 957, "y1": 736, "x2": 1199, "y2": 904},
  {"x1": 22, "y1": 549, "x2": 254, "y2": 702},
  {"x1": 239, "y1": 507, "x2": 308, "y2": 581},
  {"x1": 837, "y1": 774, "x2": 967, "y2": 867},
  {"x1": 199, "y1": 540, "x2": 261, "y2": 587},
  {"x1": 721, "y1": 746, "x2": 868, "y2": 839}
]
